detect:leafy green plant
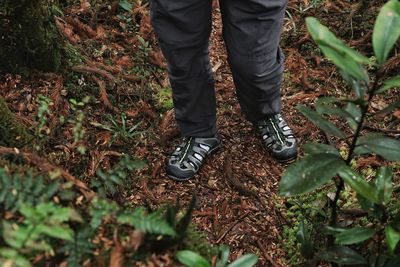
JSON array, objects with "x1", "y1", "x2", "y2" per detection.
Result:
[
  {"x1": 176, "y1": 246, "x2": 258, "y2": 267},
  {"x1": 91, "y1": 155, "x2": 146, "y2": 197},
  {"x1": 0, "y1": 202, "x2": 82, "y2": 267},
  {"x1": 279, "y1": 0, "x2": 400, "y2": 265},
  {"x1": 36, "y1": 95, "x2": 52, "y2": 138},
  {"x1": 91, "y1": 113, "x2": 142, "y2": 146},
  {"x1": 0, "y1": 168, "x2": 60, "y2": 212},
  {"x1": 119, "y1": 0, "x2": 134, "y2": 12},
  {"x1": 68, "y1": 97, "x2": 91, "y2": 154},
  {"x1": 59, "y1": 226, "x2": 95, "y2": 267},
  {"x1": 132, "y1": 36, "x2": 153, "y2": 79}
]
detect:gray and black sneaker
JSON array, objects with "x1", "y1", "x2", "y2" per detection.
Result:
[
  {"x1": 257, "y1": 114, "x2": 297, "y2": 163},
  {"x1": 166, "y1": 135, "x2": 221, "y2": 181}
]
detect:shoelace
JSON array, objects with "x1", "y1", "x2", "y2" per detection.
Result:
[
  {"x1": 259, "y1": 117, "x2": 286, "y2": 145},
  {"x1": 178, "y1": 137, "x2": 193, "y2": 163},
  {"x1": 268, "y1": 117, "x2": 285, "y2": 145}
]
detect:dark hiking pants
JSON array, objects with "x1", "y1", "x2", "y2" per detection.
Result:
[{"x1": 150, "y1": 0, "x2": 287, "y2": 137}]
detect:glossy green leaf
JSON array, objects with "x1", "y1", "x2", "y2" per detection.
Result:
[
  {"x1": 176, "y1": 250, "x2": 211, "y2": 267},
  {"x1": 319, "y1": 246, "x2": 367, "y2": 265},
  {"x1": 315, "y1": 99, "x2": 361, "y2": 131},
  {"x1": 316, "y1": 99, "x2": 353, "y2": 118},
  {"x1": 323, "y1": 226, "x2": 347, "y2": 236},
  {"x1": 306, "y1": 17, "x2": 369, "y2": 81},
  {"x1": 340, "y1": 71, "x2": 367, "y2": 98},
  {"x1": 385, "y1": 226, "x2": 400, "y2": 253},
  {"x1": 279, "y1": 154, "x2": 346, "y2": 196},
  {"x1": 373, "y1": 0, "x2": 400, "y2": 65},
  {"x1": 355, "y1": 134, "x2": 400, "y2": 161},
  {"x1": 335, "y1": 227, "x2": 376, "y2": 245},
  {"x1": 297, "y1": 105, "x2": 346, "y2": 139},
  {"x1": 344, "y1": 102, "x2": 362, "y2": 131},
  {"x1": 217, "y1": 246, "x2": 230, "y2": 267},
  {"x1": 368, "y1": 254, "x2": 390, "y2": 267},
  {"x1": 338, "y1": 166, "x2": 380, "y2": 203},
  {"x1": 357, "y1": 194, "x2": 383, "y2": 219},
  {"x1": 227, "y1": 254, "x2": 258, "y2": 267},
  {"x1": 377, "y1": 76, "x2": 400, "y2": 94},
  {"x1": 303, "y1": 142, "x2": 340, "y2": 156},
  {"x1": 296, "y1": 221, "x2": 314, "y2": 259},
  {"x1": 119, "y1": 0, "x2": 133, "y2": 12},
  {"x1": 375, "y1": 167, "x2": 393, "y2": 204}
]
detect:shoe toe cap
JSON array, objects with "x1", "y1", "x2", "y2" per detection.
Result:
[{"x1": 166, "y1": 162, "x2": 196, "y2": 181}]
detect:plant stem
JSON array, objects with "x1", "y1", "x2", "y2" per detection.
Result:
[{"x1": 330, "y1": 72, "x2": 382, "y2": 229}]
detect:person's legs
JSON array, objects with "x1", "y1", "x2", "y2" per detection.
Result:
[
  {"x1": 220, "y1": 0, "x2": 297, "y2": 162},
  {"x1": 219, "y1": 0, "x2": 287, "y2": 122},
  {"x1": 150, "y1": 0, "x2": 216, "y2": 137},
  {"x1": 150, "y1": 0, "x2": 221, "y2": 180}
]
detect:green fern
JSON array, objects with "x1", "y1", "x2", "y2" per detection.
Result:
[
  {"x1": 92, "y1": 155, "x2": 146, "y2": 197},
  {"x1": 89, "y1": 197, "x2": 120, "y2": 229},
  {"x1": 59, "y1": 226, "x2": 96, "y2": 267},
  {"x1": 0, "y1": 168, "x2": 60, "y2": 212},
  {"x1": 1, "y1": 202, "x2": 81, "y2": 265},
  {"x1": 117, "y1": 207, "x2": 176, "y2": 236}
]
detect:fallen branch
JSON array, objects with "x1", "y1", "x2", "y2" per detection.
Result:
[
  {"x1": 216, "y1": 211, "x2": 251, "y2": 244},
  {"x1": 256, "y1": 240, "x2": 280, "y2": 267},
  {"x1": 223, "y1": 153, "x2": 258, "y2": 198}
]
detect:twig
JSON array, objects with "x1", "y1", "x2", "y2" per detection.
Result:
[
  {"x1": 223, "y1": 153, "x2": 258, "y2": 197},
  {"x1": 256, "y1": 240, "x2": 280, "y2": 267},
  {"x1": 216, "y1": 211, "x2": 251, "y2": 244},
  {"x1": 363, "y1": 124, "x2": 400, "y2": 134},
  {"x1": 341, "y1": 208, "x2": 368, "y2": 217},
  {"x1": 141, "y1": 178, "x2": 158, "y2": 204}
]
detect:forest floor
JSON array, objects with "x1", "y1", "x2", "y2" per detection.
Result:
[{"x1": 1, "y1": 0, "x2": 399, "y2": 266}]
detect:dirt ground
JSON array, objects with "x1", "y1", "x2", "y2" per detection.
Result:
[{"x1": 1, "y1": 0, "x2": 399, "y2": 266}]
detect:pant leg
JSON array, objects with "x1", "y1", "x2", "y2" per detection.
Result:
[
  {"x1": 150, "y1": 0, "x2": 216, "y2": 137},
  {"x1": 219, "y1": 0, "x2": 287, "y2": 123}
]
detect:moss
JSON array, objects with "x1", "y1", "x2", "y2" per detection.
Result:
[
  {"x1": 0, "y1": 0, "x2": 63, "y2": 74},
  {"x1": 0, "y1": 96, "x2": 31, "y2": 148},
  {"x1": 154, "y1": 86, "x2": 173, "y2": 112}
]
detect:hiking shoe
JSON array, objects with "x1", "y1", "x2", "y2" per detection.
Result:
[
  {"x1": 257, "y1": 114, "x2": 297, "y2": 163},
  {"x1": 166, "y1": 135, "x2": 221, "y2": 181}
]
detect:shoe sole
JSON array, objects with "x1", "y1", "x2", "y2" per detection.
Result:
[
  {"x1": 276, "y1": 155, "x2": 297, "y2": 164},
  {"x1": 167, "y1": 143, "x2": 221, "y2": 182}
]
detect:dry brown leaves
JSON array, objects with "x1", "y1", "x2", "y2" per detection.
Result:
[
  {"x1": 149, "y1": 50, "x2": 167, "y2": 69},
  {"x1": 86, "y1": 150, "x2": 123, "y2": 177},
  {"x1": 55, "y1": 17, "x2": 81, "y2": 44},
  {"x1": 109, "y1": 235, "x2": 125, "y2": 267},
  {"x1": 63, "y1": 16, "x2": 97, "y2": 39},
  {"x1": 92, "y1": 75, "x2": 120, "y2": 114}
]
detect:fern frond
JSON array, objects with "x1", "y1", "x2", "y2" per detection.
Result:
[{"x1": 117, "y1": 208, "x2": 176, "y2": 237}]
